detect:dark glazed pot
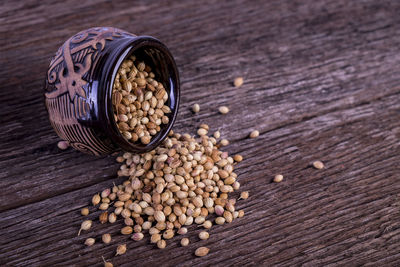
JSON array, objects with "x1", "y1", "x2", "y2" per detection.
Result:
[{"x1": 44, "y1": 27, "x2": 180, "y2": 156}]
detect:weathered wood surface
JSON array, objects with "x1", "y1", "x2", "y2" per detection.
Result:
[{"x1": 1, "y1": 0, "x2": 400, "y2": 266}]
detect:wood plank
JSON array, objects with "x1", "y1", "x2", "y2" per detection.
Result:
[{"x1": 1, "y1": 0, "x2": 399, "y2": 266}]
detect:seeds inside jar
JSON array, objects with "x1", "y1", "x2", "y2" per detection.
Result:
[{"x1": 112, "y1": 56, "x2": 171, "y2": 145}]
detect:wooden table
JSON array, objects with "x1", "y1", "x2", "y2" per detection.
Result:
[{"x1": 1, "y1": 0, "x2": 400, "y2": 266}]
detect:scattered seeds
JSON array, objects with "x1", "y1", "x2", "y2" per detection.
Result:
[
  {"x1": 249, "y1": 130, "x2": 259, "y2": 138},
  {"x1": 57, "y1": 140, "x2": 69, "y2": 150},
  {"x1": 199, "y1": 231, "x2": 209, "y2": 240},
  {"x1": 273, "y1": 174, "x2": 283, "y2": 183},
  {"x1": 79, "y1": 125, "x2": 248, "y2": 261},
  {"x1": 218, "y1": 106, "x2": 229, "y2": 114},
  {"x1": 312, "y1": 160, "x2": 324, "y2": 170},
  {"x1": 102, "y1": 233, "x2": 112, "y2": 244},
  {"x1": 85, "y1": 238, "x2": 95, "y2": 246},
  {"x1": 192, "y1": 103, "x2": 200, "y2": 113},
  {"x1": 195, "y1": 247, "x2": 210, "y2": 257},
  {"x1": 81, "y1": 207, "x2": 89, "y2": 216},
  {"x1": 78, "y1": 220, "x2": 92, "y2": 236},
  {"x1": 234, "y1": 77, "x2": 244, "y2": 87},
  {"x1": 116, "y1": 244, "x2": 127, "y2": 256}
]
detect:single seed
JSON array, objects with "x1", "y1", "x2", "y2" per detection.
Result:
[
  {"x1": 197, "y1": 128, "x2": 208, "y2": 136},
  {"x1": 234, "y1": 155, "x2": 243, "y2": 162},
  {"x1": 157, "y1": 239, "x2": 167, "y2": 249},
  {"x1": 195, "y1": 247, "x2": 210, "y2": 257},
  {"x1": 92, "y1": 194, "x2": 100, "y2": 206},
  {"x1": 102, "y1": 256, "x2": 113, "y2": 267},
  {"x1": 213, "y1": 131, "x2": 221, "y2": 139},
  {"x1": 121, "y1": 226, "x2": 133, "y2": 235},
  {"x1": 81, "y1": 207, "x2": 89, "y2": 216},
  {"x1": 238, "y1": 209, "x2": 245, "y2": 218},
  {"x1": 218, "y1": 106, "x2": 229, "y2": 114},
  {"x1": 177, "y1": 227, "x2": 188, "y2": 235},
  {"x1": 239, "y1": 191, "x2": 249, "y2": 200},
  {"x1": 249, "y1": 130, "x2": 259, "y2": 138},
  {"x1": 215, "y1": 217, "x2": 225, "y2": 225},
  {"x1": 102, "y1": 233, "x2": 111, "y2": 244},
  {"x1": 131, "y1": 232, "x2": 144, "y2": 241},
  {"x1": 154, "y1": 210, "x2": 166, "y2": 222},
  {"x1": 312, "y1": 160, "x2": 324, "y2": 170},
  {"x1": 181, "y1": 237, "x2": 190, "y2": 247},
  {"x1": 57, "y1": 140, "x2": 69, "y2": 150},
  {"x1": 192, "y1": 103, "x2": 200, "y2": 113},
  {"x1": 199, "y1": 231, "x2": 209, "y2": 240},
  {"x1": 274, "y1": 174, "x2": 283, "y2": 183},
  {"x1": 78, "y1": 220, "x2": 92, "y2": 236},
  {"x1": 201, "y1": 220, "x2": 212, "y2": 229},
  {"x1": 220, "y1": 139, "x2": 229, "y2": 146},
  {"x1": 234, "y1": 77, "x2": 244, "y2": 87},
  {"x1": 84, "y1": 238, "x2": 95, "y2": 246},
  {"x1": 99, "y1": 212, "x2": 108, "y2": 224},
  {"x1": 116, "y1": 244, "x2": 127, "y2": 256},
  {"x1": 108, "y1": 213, "x2": 117, "y2": 223}
]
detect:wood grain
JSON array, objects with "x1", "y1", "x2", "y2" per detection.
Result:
[{"x1": 1, "y1": 0, "x2": 400, "y2": 266}]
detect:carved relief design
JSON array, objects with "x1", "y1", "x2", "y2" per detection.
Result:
[{"x1": 44, "y1": 27, "x2": 135, "y2": 155}]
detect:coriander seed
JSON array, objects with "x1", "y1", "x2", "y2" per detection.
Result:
[
  {"x1": 92, "y1": 194, "x2": 100, "y2": 206},
  {"x1": 84, "y1": 238, "x2": 95, "y2": 246},
  {"x1": 234, "y1": 77, "x2": 244, "y2": 87},
  {"x1": 239, "y1": 191, "x2": 249, "y2": 200},
  {"x1": 249, "y1": 130, "x2": 259, "y2": 138},
  {"x1": 234, "y1": 154, "x2": 243, "y2": 162},
  {"x1": 199, "y1": 231, "x2": 209, "y2": 240},
  {"x1": 218, "y1": 106, "x2": 229, "y2": 114},
  {"x1": 177, "y1": 227, "x2": 188, "y2": 235},
  {"x1": 116, "y1": 244, "x2": 127, "y2": 256},
  {"x1": 102, "y1": 233, "x2": 111, "y2": 244},
  {"x1": 157, "y1": 239, "x2": 167, "y2": 249},
  {"x1": 57, "y1": 140, "x2": 69, "y2": 150},
  {"x1": 313, "y1": 160, "x2": 324, "y2": 169},
  {"x1": 78, "y1": 220, "x2": 92, "y2": 236},
  {"x1": 201, "y1": 220, "x2": 212, "y2": 229},
  {"x1": 81, "y1": 207, "x2": 89, "y2": 216},
  {"x1": 181, "y1": 237, "x2": 190, "y2": 247},
  {"x1": 274, "y1": 174, "x2": 283, "y2": 183},
  {"x1": 131, "y1": 232, "x2": 144, "y2": 241},
  {"x1": 192, "y1": 104, "x2": 200, "y2": 113},
  {"x1": 195, "y1": 247, "x2": 210, "y2": 257}
]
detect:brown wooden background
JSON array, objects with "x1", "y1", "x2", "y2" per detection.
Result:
[{"x1": 1, "y1": 0, "x2": 400, "y2": 266}]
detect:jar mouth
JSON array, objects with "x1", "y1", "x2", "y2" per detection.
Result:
[{"x1": 104, "y1": 36, "x2": 180, "y2": 153}]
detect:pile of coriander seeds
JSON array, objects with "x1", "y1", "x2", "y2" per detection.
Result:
[
  {"x1": 79, "y1": 125, "x2": 247, "y2": 264},
  {"x1": 112, "y1": 55, "x2": 171, "y2": 145}
]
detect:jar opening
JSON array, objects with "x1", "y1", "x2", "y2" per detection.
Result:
[{"x1": 105, "y1": 37, "x2": 180, "y2": 153}]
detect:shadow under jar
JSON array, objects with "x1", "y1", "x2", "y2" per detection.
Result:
[{"x1": 44, "y1": 27, "x2": 180, "y2": 156}]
